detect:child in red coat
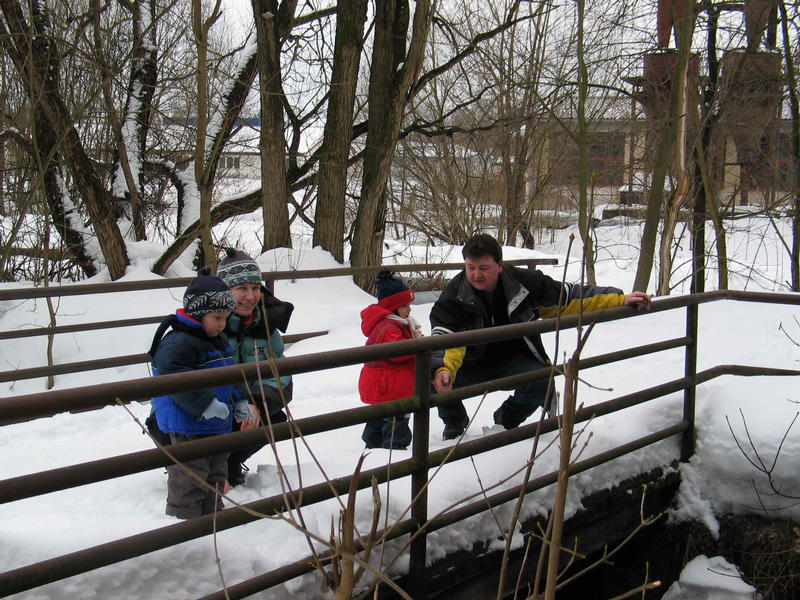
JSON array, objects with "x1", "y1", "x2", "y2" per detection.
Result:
[{"x1": 359, "y1": 270, "x2": 423, "y2": 449}]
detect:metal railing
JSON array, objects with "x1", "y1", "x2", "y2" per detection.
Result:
[
  {"x1": 0, "y1": 258, "x2": 555, "y2": 383},
  {"x1": 0, "y1": 288, "x2": 798, "y2": 599},
  {"x1": 0, "y1": 330, "x2": 329, "y2": 384},
  {"x1": 0, "y1": 258, "x2": 557, "y2": 301}
]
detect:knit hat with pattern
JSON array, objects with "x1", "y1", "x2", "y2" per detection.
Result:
[
  {"x1": 183, "y1": 268, "x2": 237, "y2": 318},
  {"x1": 376, "y1": 270, "x2": 415, "y2": 311},
  {"x1": 217, "y1": 247, "x2": 261, "y2": 288}
]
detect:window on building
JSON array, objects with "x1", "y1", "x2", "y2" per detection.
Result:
[
  {"x1": 740, "y1": 133, "x2": 790, "y2": 191},
  {"x1": 220, "y1": 155, "x2": 240, "y2": 171},
  {"x1": 549, "y1": 131, "x2": 625, "y2": 186}
]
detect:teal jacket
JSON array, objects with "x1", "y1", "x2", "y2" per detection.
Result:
[{"x1": 225, "y1": 287, "x2": 293, "y2": 400}]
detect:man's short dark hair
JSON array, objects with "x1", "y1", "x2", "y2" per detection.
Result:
[{"x1": 462, "y1": 233, "x2": 502, "y2": 263}]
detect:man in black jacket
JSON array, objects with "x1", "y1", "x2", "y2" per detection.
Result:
[{"x1": 430, "y1": 233, "x2": 651, "y2": 439}]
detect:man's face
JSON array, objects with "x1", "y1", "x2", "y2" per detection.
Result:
[
  {"x1": 465, "y1": 255, "x2": 502, "y2": 293},
  {"x1": 231, "y1": 283, "x2": 261, "y2": 317}
]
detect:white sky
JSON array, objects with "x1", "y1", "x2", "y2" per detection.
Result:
[{"x1": 0, "y1": 210, "x2": 795, "y2": 599}]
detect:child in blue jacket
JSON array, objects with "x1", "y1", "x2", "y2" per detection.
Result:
[{"x1": 149, "y1": 269, "x2": 253, "y2": 519}]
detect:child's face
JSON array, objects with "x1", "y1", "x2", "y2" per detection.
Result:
[
  {"x1": 396, "y1": 304, "x2": 411, "y2": 318},
  {"x1": 201, "y1": 311, "x2": 230, "y2": 337}
]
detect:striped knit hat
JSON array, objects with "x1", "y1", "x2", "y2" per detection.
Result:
[
  {"x1": 217, "y1": 248, "x2": 261, "y2": 288},
  {"x1": 183, "y1": 268, "x2": 237, "y2": 318}
]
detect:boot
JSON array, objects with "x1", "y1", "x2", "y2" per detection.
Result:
[
  {"x1": 493, "y1": 403, "x2": 521, "y2": 430},
  {"x1": 227, "y1": 462, "x2": 248, "y2": 488},
  {"x1": 442, "y1": 418, "x2": 468, "y2": 440}
]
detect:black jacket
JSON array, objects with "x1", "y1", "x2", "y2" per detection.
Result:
[{"x1": 429, "y1": 264, "x2": 623, "y2": 377}]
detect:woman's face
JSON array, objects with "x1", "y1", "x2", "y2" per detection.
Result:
[{"x1": 231, "y1": 283, "x2": 261, "y2": 317}]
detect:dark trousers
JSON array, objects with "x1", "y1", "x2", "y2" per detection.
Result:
[
  {"x1": 165, "y1": 433, "x2": 229, "y2": 519},
  {"x1": 228, "y1": 381, "x2": 292, "y2": 471},
  {"x1": 437, "y1": 353, "x2": 554, "y2": 429},
  {"x1": 362, "y1": 415, "x2": 412, "y2": 449}
]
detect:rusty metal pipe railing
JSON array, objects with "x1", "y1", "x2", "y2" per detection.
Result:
[
  {"x1": 694, "y1": 364, "x2": 800, "y2": 382},
  {"x1": 0, "y1": 260, "x2": 555, "y2": 341},
  {"x1": 0, "y1": 336, "x2": 691, "y2": 505},
  {"x1": 5, "y1": 352, "x2": 792, "y2": 508},
  {"x1": 3, "y1": 288, "x2": 797, "y2": 423},
  {"x1": 182, "y1": 359, "x2": 775, "y2": 600},
  {"x1": 197, "y1": 518, "x2": 421, "y2": 600},
  {"x1": 0, "y1": 296, "x2": 691, "y2": 423},
  {"x1": 0, "y1": 397, "x2": 420, "y2": 504},
  {"x1": 0, "y1": 330, "x2": 329, "y2": 383},
  {"x1": 0, "y1": 451, "x2": 424, "y2": 598},
  {"x1": 427, "y1": 422, "x2": 687, "y2": 533},
  {"x1": 0, "y1": 315, "x2": 166, "y2": 341},
  {"x1": 0, "y1": 372, "x2": 692, "y2": 599},
  {"x1": 429, "y1": 336, "x2": 690, "y2": 412},
  {"x1": 1, "y1": 361, "x2": 797, "y2": 597},
  {"x1": 0, "y1": 258, "x2": 558, "y2": 301},
  {"x1": 682, "y1": 299, "x2": 698, "y2": 460},
  {"x1": 197, "y1": 421, "x2": 688, "y2": 600},
  {"x1": 426, "y1": 362, "x2": 799, "y2": 467}
]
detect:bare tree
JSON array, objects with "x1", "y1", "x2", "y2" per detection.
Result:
[
  {"x1": 633, "y1": 0, "x2": 696, "y2": 293},
  {"x1": 254, "y1": 0, "x2": 293, "y2": 253},
  {"x1": 349, "y1": 0, "x2": 433, "y2": 286},
  {"x1": 192, "y1": 0, "x2": 223, "y2": 270},
  {"x1": 0, "y1": 0, "x2": 129, "y2": 279},
  {"x1": 378, "y1": 1, "x2": 564, "y2": 250},
  {"x1": 312, "y1": 0, "x2": 367, "y2": 263},
  {"x1": 94, "y1": 0, "x2": 157, "y2": 243},
  {"x1": 778, "y1": 0, "x2": 800, "y2": 291}
]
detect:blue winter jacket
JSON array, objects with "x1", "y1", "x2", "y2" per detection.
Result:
[{"x1": 151, "y1": 310, "x2": 238, "y2": 436}]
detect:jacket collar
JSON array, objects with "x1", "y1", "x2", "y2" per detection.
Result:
[{"x1": 226, "y1": 305, "x2": 267, "y2": 337}]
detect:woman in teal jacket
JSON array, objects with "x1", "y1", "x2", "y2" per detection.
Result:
[{"x1": 217, "y1": 248, "x2": 294, "y2": 487}]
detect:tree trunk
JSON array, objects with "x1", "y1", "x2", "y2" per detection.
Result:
[
  {"x1": 34, "y1": 116, "x2": 97, "y2": 278},
  {"x1": 192, "y1": 0, "x2": 217, "y2": 270},
  {"x1": 152, "y1": 36, "x2": 259, "y2": 275},
  {"x1": 503, "y1": 134, "x2": 530, "y2": 247},
  {"x1": 710, "y1": 206, "x2": 729, "y2": 289},
  {"x1": 313, "y1": 0, "x2": 367, "y2": 263},
  {"x1": 500, "y1": 149, "x2": 512, "y2": 244},
  {"x1": 1, "y1": 0, "x2": 128, "y2": 279},
  {"x1": 779, "y1": 0, "x2": 800, "y2": 291},
  {"x1": 690, "y1": 5, "x2": 721, "y2": 297},
  {"x1": 349, "y1": 0, "x2": 432, "y2": 288},
  {"x1": 633, "y1": 0, "x2": 695, "y2": 293},
  {"x1": 109, "y1": 0, "x2": 157, "y2": 242},
  {"x1": 657, "y1": 34, "x2": 692, "y2": 296},
  {"x1": 576, "y1": 0, "x2": 596, "y2": 285},
  {"x1": 256, "y1": 1, "x2": 292, "y2": 252}
]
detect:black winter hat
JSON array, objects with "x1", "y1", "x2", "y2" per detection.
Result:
[
  {"x1": 183, "y1": 268, "x2": 237, "y2": 318},
  {"x1": 376, "y1": 269, "x2": 415, "y2": 311},
  {"x1": 217, "y1": 247, "x2": 261, "y2": 288}
]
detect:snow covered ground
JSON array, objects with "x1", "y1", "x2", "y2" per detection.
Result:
[{"x1": 0, "y1": 214, "x2": 797, "y2": 599}]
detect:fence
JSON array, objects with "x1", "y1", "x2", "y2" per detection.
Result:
[
  {"x1": 0, "y1": 259, "x2": 555, "y2": 384},
  {"x1": 1, "y1": 279, "x2": 799, "y2": 598}
]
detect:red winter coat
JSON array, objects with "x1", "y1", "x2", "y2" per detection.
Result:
[{"x1": 358, "y1": 304, "x2": 415, "y2": 405}]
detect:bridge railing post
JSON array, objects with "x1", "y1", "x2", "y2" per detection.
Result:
[
  {"x1": 409, "y1": 351, "x2": 431, "y2": 599},
  {"x1": 681, "y1": 300, "x2": 698, "y2": 461}
]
